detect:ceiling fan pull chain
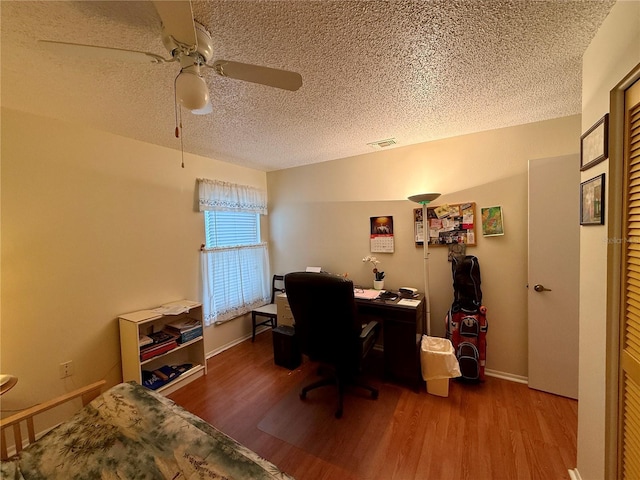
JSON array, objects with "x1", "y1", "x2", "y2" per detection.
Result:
[
  {"x1": 179, "y1": 108, "x2": 185, "y2": 169},
  {"x1": 174, "y1": 72, "x2": 180, "y2": 139},
  {"x1": 173, "y1": 72, "x2": 185, "y2": 169}
]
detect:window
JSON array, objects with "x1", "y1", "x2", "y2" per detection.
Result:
[
  {"x1": 198, "y1": 179, "x2": 270, "y2": 326},
  {"x1": 204, "y1": 211, "x2": 260, "y2": 247}
]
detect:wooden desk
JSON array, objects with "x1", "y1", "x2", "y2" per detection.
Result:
[
  {"x1": 277, "y1": 292, "x2": 425, "y2": 389},
  {"x1": 356, "y1": 294, "x2": 425, "y2": 390}
]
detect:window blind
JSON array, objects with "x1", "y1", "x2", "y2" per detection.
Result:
[{"x1": 204, "y1": 211, "x2": 260, "y2": 247}]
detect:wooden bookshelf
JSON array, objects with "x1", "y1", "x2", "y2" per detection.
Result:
[{"x1": 118, "y1": 300, "x2": 207, "y2": 395}]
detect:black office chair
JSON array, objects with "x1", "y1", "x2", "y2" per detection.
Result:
[
  {"x1": 284, "y1": 272, "x2": 380, "y2": 418},
  {"x1": 251, "y1": 274, "x2": 285, "y2": 342}
]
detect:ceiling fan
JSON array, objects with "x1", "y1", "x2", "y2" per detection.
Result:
[{"x1": 38, "y1": 1, "x2": 303, "y2": 116}]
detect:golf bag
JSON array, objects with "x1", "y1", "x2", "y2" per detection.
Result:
[{"x1": 445, "y1": 255, "x2": 488, "y2": 381}]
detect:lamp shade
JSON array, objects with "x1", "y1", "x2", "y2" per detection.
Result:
[
  {"x1": 192, "y1": 101, "x2": 213, "y2": 115},
  {"x1": 408, "y1": 193, "x2": 441, "y2": 204},
  {"x1": 175, "y1": 70, "x2": 209, "y2": 111},
  {"x1": 0, "y1": 374, "x2": 18, "y2": 395}
]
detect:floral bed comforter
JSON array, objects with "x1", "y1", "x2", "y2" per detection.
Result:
[{"x1": 1, "y1": 382, "x2": 294, "y2": 480}]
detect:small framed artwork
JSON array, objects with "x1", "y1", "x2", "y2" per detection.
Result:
[
  {"x1": 580, "y1": 174, "x2": 605, "y2": 225},
  {"x1": 580, "y1": 114, "x2": 608, "y2": 171},
  {"x1": 481, "y1": 206, "x2": 505, "y2": 236}
]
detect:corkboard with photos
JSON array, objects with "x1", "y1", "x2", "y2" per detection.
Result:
[{"x1": 414, "y1": 202, "x2": 477, "y2": 246}]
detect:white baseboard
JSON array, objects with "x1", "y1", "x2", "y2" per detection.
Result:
[
  {"x1": 568, "y1": 468, "x2": 582, "y2": 480},
  {"x1": 205, "y1": 326, "x2": 270, "y2": 359},
  {"x1": 206, "y1": 335, "x2": 532, "y2": 388},
  {"x1": 484, "y1": 369, "x2": 528, "y2": 384}
]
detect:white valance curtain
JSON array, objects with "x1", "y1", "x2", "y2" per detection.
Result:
[
  {"x1": 198, "y1": 178, "x2": 268, "y2": 214},
  {"x1": 198, "y1": 179, "x2": 270, "y2": 326}
]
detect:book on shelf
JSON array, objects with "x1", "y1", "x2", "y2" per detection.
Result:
[
  {"x1": 145, "y1": 330, "x2": 178, "y2": 346},
  {"x1": 166, "y1": 318, "x2": 200, "y2": 332},
  {"x1": 165, "y1": 319, "x2": 203, "y2": 344},
  {"x1": 142, "y1": 365, "x2": 180, "y2": 390},
  {"x1": 140, "y1": 340, "x2": 178, "y2": 361},
  {"x1": 141, "y1": 363, "x2": 194, "y2": 390},
  {"x1": 139, "y1": 334, "x2": 153, "y2": 348},
  {"x1": 139, "y1": 330, "x2": 179, "y2": 361}
]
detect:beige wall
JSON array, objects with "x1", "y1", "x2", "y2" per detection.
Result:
[
  {"x1": 268, "y1": 115, "x2": 580, "y2": 378},
  {"x1": 578, "y1": 1, "x2": 640, "y2": 479},
  {"x1": 0, "y1": 108, "x2": 266, "y2": 420}
]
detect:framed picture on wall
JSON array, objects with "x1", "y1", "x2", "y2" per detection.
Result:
[
  {"x1": 480, "y1": 206, "x2": 505, "y2": 236},
  {"x1": 580, "y1": 114, "x2": 608, "y2": 171},
  {"x1": 580, "y1": 173, "x2": 605, "y2": 225}
]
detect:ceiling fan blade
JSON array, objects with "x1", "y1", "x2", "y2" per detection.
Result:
[
  {"x1": 210, "y1": 60, "x2": 303, "y2": 91},
  {"x1": 39, "y1": 40, "x2": 168, "y2": 64},
  {"x1": 152, "y1": 1, "x2": 197, "y2": 48}
]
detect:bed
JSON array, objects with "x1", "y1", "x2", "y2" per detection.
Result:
[{"x1": 0, "y1": 381, "x2": 294, "y2": 479}]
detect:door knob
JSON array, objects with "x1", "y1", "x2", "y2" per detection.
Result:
[{"x1": 533, "y1": 284, "x2": 552, "y2": 292}]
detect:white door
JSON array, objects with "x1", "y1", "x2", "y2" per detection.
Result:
[{"x1": 528, "y1": 154, "x2": 580, "y2": 399}]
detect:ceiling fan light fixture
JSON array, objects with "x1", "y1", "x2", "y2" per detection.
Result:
[{"x1": 175, "y1": 69, "x2": 209, "y2": 111}]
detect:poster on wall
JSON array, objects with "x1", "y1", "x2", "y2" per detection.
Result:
[
  {"x1": 370, "y1": 216, "x2": 394, "y2": 253},
  {"x1": 481, "y1": 206, "x2": 505, "y2": 236}
]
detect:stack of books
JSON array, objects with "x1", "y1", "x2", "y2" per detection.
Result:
[
  {"x1": 141, "y1": 363, "x2": 194, "y2": 390},
  {"x1": 139, "y1": 334, "x2": 153, "y2": 348},
  {"x1": 165, "y1": 318, "x2": 203, "y2": 344},
  {"x1": 139, "y1": 330, "x2": 178, "y2": 361}
]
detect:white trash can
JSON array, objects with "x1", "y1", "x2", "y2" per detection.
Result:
[{"x1": 420, "y1": 336, "x2": 461, "y2": 397}]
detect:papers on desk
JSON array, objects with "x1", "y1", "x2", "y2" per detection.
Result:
[
  {"x1": 354, "y1": 288, "x2": 381, "y2": 300},
  {"x1": 397, "y1": 298, "x2": 421, "y2": 307}
]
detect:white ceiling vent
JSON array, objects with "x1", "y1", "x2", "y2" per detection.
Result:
[{"x1": 367, "y1": 138, "x2": 397, "y2": 150}]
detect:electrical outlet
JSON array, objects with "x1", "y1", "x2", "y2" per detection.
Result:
[{"x1": 59, "y1": 361, "x2": 73, "y2": 379}]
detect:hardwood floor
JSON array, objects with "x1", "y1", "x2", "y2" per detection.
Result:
[{"x1": 168, "y1": 330, "x2": 578, "y2": 480}]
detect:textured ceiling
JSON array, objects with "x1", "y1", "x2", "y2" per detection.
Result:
[{"x1": 1, "y1": 1, "x2": 616, "y2": 171}]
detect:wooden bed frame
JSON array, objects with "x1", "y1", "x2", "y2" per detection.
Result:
[{"x1": 0, "y1": 380, "x2": 106, "y2": 460}]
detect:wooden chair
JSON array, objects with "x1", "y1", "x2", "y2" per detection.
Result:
[{"x1": 251, "y1": 274, "x2": 285, "y2": 342}]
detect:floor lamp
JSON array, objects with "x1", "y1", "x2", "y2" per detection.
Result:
[
  {"x1": 0, "y1": 374, "x2": 18, "y2": 395},
  {"x1": 408, "y1": 193, "x2": 441, "y2": 336}
]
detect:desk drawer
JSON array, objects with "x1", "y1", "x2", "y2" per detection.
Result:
[{"x1": 356, "y1": 301, "x2": 423, "y2": 390}]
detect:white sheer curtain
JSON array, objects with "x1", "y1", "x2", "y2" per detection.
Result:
[
  {"x1": 198, "y1": 179, "x2": 270, "y2": 326},
  {"x1": 200, "y1": 244, "x2": 270, "y2": 325}
]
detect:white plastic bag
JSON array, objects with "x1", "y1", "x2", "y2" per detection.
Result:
[{"x1": 420, "y1": 335, "x2": 461, "y2": 381}]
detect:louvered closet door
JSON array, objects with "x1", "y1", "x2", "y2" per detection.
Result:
[{"x1": 621, "y1": 78, "x2": 640, "y2": 480}]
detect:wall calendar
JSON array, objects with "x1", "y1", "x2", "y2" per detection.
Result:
[{"x1": 370, "y1": 216, "x2": 394, "y2": 253}]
